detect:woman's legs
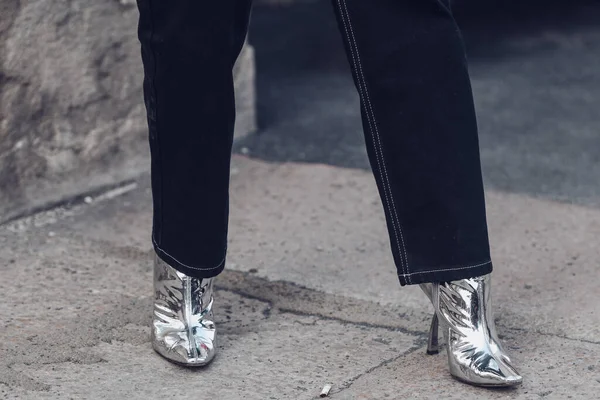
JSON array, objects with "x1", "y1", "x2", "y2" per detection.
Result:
[
  {"x1": 137, "y1": 0, "x2": 253, "y2": 279},
  {"x1": 137, "y1": 0, "x2": 253, "y2": 366},
  {"x1": 138, "y1": 0, "x2": 492, "y2": 287},
  {"x1": 329, "y1": 1, "x2": 522, "y2": 386},
  {"x1": 136, "y1": 0, "x2": 521, "y2": 384},
  {"x1": 330, "y1": 0, "x2": 492, "y2": 286}
]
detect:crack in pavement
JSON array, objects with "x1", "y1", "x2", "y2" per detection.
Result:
[
  {"x1": 499, "y1": 324, "x2": 600, "y2": 346},
  {"x1": 219, "y1": 283, "x2": 426, "y2": 337},
  {"x1": 216, "y1": 270, "x2": 431, "y2": 337},
  {"x1": 330, "y1": 343, "x2": 428, "y2": 396},
  {"x1": 528, "y1": 330, "x2": 600, "y2": 346},
  {"x1": 276, "y1": 307, "x2": 426, "y2": 338}
]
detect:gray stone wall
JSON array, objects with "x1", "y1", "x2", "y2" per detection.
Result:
[{"x1": 0, "y1": 0, "x2": 255, "y2": 224}]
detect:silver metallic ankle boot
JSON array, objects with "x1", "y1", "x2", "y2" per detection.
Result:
[
  {"x1": 151, "y1": 255, "x2": 217, "y2": 366},
  {"x1": 420, "y1": 274, "x2": 522, "y2": 387}
]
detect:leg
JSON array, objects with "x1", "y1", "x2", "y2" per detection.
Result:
[
  {"x1": 136, "y1": 0, "x2": 252, "y2": 366},
  {"x1": 330, "y1": 1, "x2": 522, "y2": 386},
  {"x1": 137, "y1": 0, "x2": 252, "y2": 279},
  {"x1": 330, "y1": 0, "x2": 492, "y2": 286}
]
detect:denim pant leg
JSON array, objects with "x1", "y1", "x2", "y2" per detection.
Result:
[
  {"x1": 136, "y1": 0, "x2": 253, "y2": 278},
  {"x1": 330, "y1": 0, "x2": 493, "y2": 285}
]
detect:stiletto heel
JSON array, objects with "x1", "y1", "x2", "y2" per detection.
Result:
[
  {"x1": 426, "y1": 313, "x2": 439, "y2": 355},
  {"x1": 419, "y1": 275, "x2": 522, "y2": 387}
]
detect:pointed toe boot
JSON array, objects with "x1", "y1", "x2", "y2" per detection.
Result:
[
  {"x1": 151, "y1": 255, "x2": 217, "y2": 366},
  {"x1": 421, "y1": 274, "x2": 522, "y2": 387}
]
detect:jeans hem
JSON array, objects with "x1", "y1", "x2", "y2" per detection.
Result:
[
  {"x1": 153, "y1": 239, "x2": 226, "y2": 279},
  {"x1": 397, "y1": 260, "x2": 493, "y2": 286}
]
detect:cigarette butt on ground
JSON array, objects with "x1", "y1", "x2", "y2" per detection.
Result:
[{"x1": 320, "y1": 384, "x2": 332, "y2": 397}]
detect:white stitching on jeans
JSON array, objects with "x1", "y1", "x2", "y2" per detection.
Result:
[
  {"x1": 335, "y1": 1, "x2": 403, "y2": 273},
  {"x1": 338, "y1": 0, "x2": 410, "y2": 281},
  {"x1": 152, "y1": 236, "x2": 226, "y2": 271},
  {"x1": 397, "y1": 260, "x2": 491, "y2": 277},
  {"x1": 338, "y1": 0, "x2": 409, "y2": 279}
]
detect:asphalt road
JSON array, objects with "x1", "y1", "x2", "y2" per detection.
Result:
[{"x1": 235, "y1": 0, "x2": 600, "y2": 208}]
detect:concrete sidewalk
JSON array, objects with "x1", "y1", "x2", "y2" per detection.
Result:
[{"x1": 1, "y1": 156, "x2": 599, "y2": 399}]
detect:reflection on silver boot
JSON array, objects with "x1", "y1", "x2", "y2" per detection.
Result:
[
  {"x1": 420, "y1": 274, "x2": 522, "y2": 387},
  {"x1": 151, "y1": 255, "x2": 216, "y2": 366}
]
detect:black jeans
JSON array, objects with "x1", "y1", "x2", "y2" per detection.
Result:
[{"x1": 136, "y1": 0, "x2": 493, "y2": 286}]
